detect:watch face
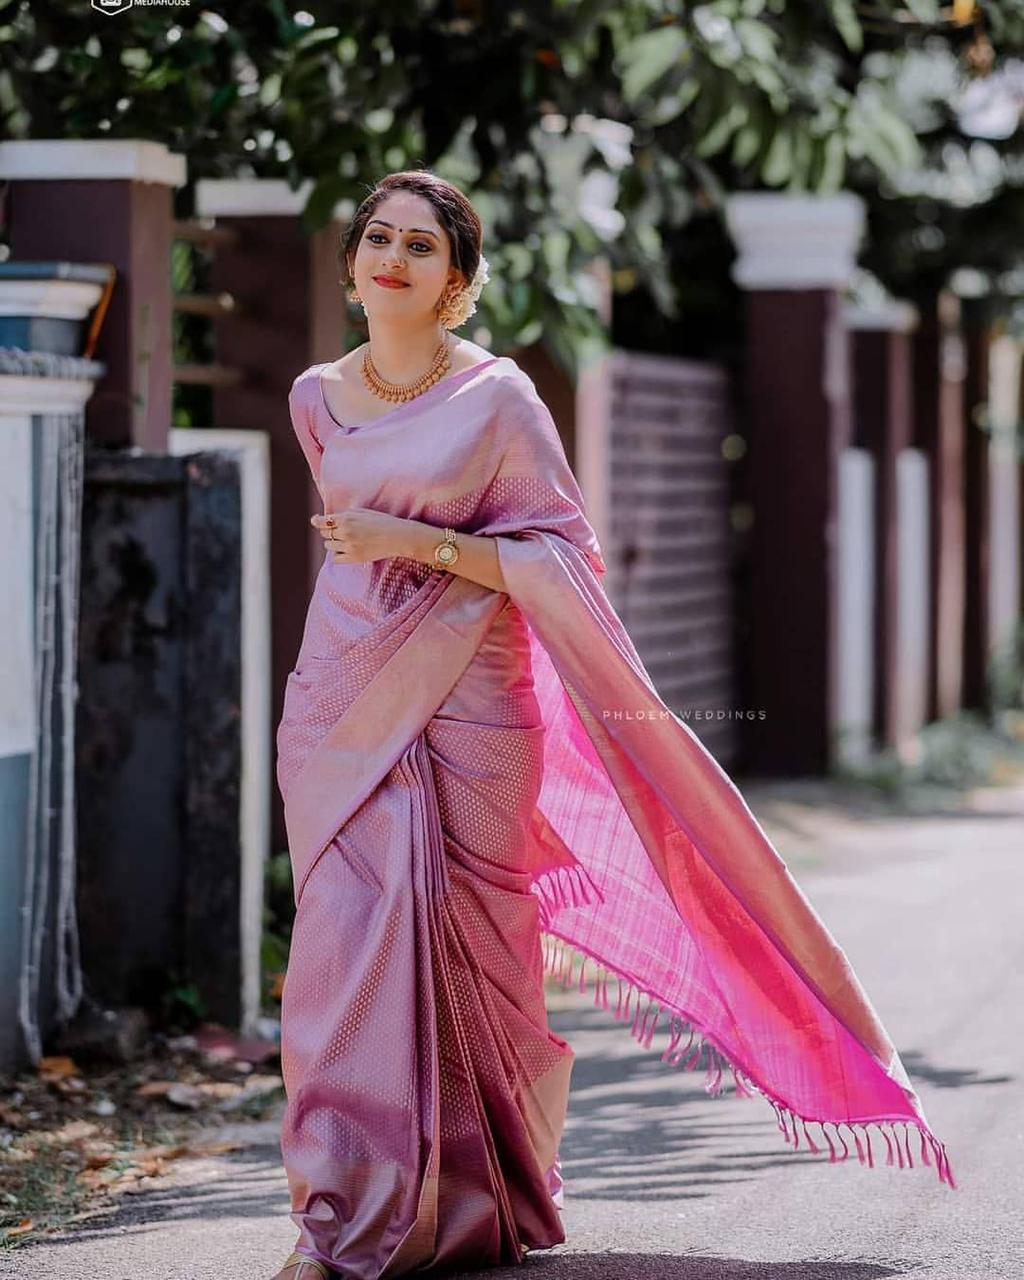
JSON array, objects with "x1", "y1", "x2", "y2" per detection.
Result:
[{"x1": 436, "y1": 542, "x2": 458, "y2": 565}]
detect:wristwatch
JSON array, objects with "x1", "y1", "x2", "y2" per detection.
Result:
[{"x1": 432, "y1": 526, "x2": 460, "y2": 570}]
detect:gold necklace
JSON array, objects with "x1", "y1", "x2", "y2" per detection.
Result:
[{"x1": 361, "y1": 333, "x2": 452, "y2": 404}]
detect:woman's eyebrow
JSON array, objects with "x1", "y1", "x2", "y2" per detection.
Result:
[{"x1": 367, "y1": 219, "x2": 439, "y2": 239}]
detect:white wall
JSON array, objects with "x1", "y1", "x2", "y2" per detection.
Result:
[
  {"x1": 0, "y1": 413, "x2": 35, "y2": 758},
  {"x1": 169, "y1": 428, "x2": 272, "y2": 1036},
  {"x1": 896, "y1": 448, "x2": 931, "y2": 749},
  {"x1": 987, "y1": 335, "x2": 1022, "y2": 663},
  {"x1": 836, "y1": 447, "x2": 875, "y2": 765}
]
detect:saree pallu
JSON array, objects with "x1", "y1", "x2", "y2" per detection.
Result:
[{"x1": 277, "y1": 354, "x2": 956, "y2": 1275}]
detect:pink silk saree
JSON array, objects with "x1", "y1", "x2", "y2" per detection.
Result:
[{"x1": 276, "y1": 354, "x2": 956, "y2": 1277}]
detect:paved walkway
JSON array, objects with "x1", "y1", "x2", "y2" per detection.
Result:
[{"x1": 7, "y1": 781, "x2": 1023, "y2": 1279}]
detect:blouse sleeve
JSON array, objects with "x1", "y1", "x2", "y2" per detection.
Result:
[
  {"x1": 288, "y1": 369, "x2": 324, "y2": 489},
  {"x1": 476, "y1": 368, "x2": 607, "y2": 577}
]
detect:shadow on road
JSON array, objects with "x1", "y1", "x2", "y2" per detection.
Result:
[
  {"x1": 897, "y1": 1048, "x2": 1012, "y2": 1090},
  {"x1": 547, "y1": 1002, "x2": 969, "y2": 1203},
  {"x1": 457, "y1": 1250, "x2": 921, "y2": 1278}
]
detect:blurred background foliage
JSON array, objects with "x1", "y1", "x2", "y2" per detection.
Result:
[{"x1": 1, "y1": 0, "x2": 1022, "y2": 370}]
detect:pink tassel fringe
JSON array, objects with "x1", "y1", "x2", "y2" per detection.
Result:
[{"x1": 540, "y1": 932, "x2": 957, "y2": 1190}]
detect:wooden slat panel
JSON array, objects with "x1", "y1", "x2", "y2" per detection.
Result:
[
  {"x1": 607, "y1": 561, "x2": 735, "y2": 588},
  {"x1": 605, "y1": 351, "x2": 738, "y2": 763}
]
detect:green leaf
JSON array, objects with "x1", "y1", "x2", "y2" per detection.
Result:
[
  {"x1": 210, "y1": 84, "x2": 238, "y2": 117},
  {"x1": 514, "y1": 318, "x2": 544, "y2": 346},
  {"x1": 731, "y1": 123, "x2": 762, "y2": 168},
  {"x1": 828, "y1": 0, "x2": 863, "y2": 53},
  {"x1": 645, "y1": 77, "x2": 700, "y2": 125},
  {"x1": 136, "y1": 66, "x2": 185, "y2": 92},
  {"x1": 747, "y1": 59, "x2": 784, "y2": 97},
  {"x1": 874, "y1": 110, "x2": 921, "y2": 170},
  {"x1": 295, "y1": 27, "x2": 342, "y2": 52},
  {"x1": 903, "y1": 0, "x2": 942, "y2": 20},
  {"x1": 510, "y1": 279, "x2": 531, "y2": 317},
  {"x1": 760, "y1": 127, "x2": 792, "y2": 185},
  {"x1": 365, "y1": 107, "x2": 394, "y2": 133},
  {"x1": 695, "y1": 102, "x2": 747, "y2": 158},
  {"x1": 336, "y1": 36, "x2": 358, "y2": 64},
  {"x1": 503, "y1": 244, "x2": 533, "y2": 280},
  {"x1": 788, "y1": 128, "x2": 813, "y2": 190},
  {"x1": 542, "y1": 229, "x2": 571, "y2": 273},
  {"x1": 259, "y1": 73, "x2": 282, "y2": 107},
  {"x1": 619, "y1": 26, "x2": 688, "y2": 103},
  {"x1": 120, "y1": 48, "x2": 151, "y2": 72},
  {"x1": 735, "y1": 18, "x2": 778, "y2": 62},
  {"x1": 819, "y1": 130, "x2": 846, "y2": 193}
]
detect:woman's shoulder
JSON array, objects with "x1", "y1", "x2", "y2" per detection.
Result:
[
  {"x1": 449, "y1": 336, "x2": 490, "y2": 368},
  {"x1": 468, "y1": 345, "x2": 533, "y2": 393},
  {"x1": 481, "y1": 355, "x2": 545, "y2": 411},
  {"x1": 452, "y1": 338, "x2": 523, "y2": 390},
  {"x1": 289, "y1": 361, "x2": 329, "y2": 399}
]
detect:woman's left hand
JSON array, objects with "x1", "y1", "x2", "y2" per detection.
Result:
[{"x1": 311, "y1": 508, "x2": 414, "y2": 564}]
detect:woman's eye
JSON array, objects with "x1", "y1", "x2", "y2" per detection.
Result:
[{"x1": 365, "y1": 232, "x2": 432, "y2": 253}]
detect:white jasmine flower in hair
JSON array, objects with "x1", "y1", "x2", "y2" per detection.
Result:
[
  {"x1": 446, "y1": 253, "x2": 490, "y2": 327},
  {"x1": 467, "y1": 253, "x2": 490, "y2": 301}
]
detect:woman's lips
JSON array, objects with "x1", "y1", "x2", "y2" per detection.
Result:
[{"x1": 372, "y1": 276, "x2": 409, "y2": 289}]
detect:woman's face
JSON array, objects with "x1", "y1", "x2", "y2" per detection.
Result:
[{"x1": 348, "y1": 190, "x2": 461, "y2": 325}]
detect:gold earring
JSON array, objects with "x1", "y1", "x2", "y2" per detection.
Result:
[
  {"x1": 436, "y1": 281, "x2": 466, "y2": 329},
  {"x1": 349, "y1": 285, "x2": 365, "y2": 311}
]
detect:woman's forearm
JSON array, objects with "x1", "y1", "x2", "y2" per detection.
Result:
[{"x1": 399, "y1": 519, "x2": 507, "y2": 593}]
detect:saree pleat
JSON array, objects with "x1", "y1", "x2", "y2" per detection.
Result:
[{"x1": 280, "y1": 601, "x2": 571, "y2": 1278}]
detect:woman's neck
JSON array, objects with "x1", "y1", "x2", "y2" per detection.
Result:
[{"x1": 364, "y1": 323, "x2": 449, "y2": 382}]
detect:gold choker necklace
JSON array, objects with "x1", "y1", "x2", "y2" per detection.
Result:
[{"x1": 361, "y1": 335, "x2": 452, "y2": 404}]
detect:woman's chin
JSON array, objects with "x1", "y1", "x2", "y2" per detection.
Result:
[{"x1": 365, "y1": 304, "x2": 438, "y2": 326}]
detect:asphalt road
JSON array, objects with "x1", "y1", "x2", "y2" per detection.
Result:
[{"x1": 7, "y1": 781, "x2": 1022, "y2": 1280}]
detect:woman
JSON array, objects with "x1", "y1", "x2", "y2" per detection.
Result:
[{"x1": 273, "y1": 171, "x2": 955, "y2": 1280}]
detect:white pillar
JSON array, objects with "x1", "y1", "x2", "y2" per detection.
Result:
[
  {"x1": 0, "y1": 344, "x2": 104, "y2": 1073},
  {"x1": 169, "y1": 427, "x2": 272, "y2": 1036},
  {"x1": 0, "y1": 138, "x2": 186, "y2": 185},
  {"x1": 987, "y1": 334, "x2": 1022, "y2": 665},
  {"x1": 725, "y1": 192, "x2": 866, "y2": 291},
  {"x1": 836, "y1": 448, "x2": 876, "y2": 765},
  {"x1": 896, "y1": 449, "x2": 932, "y2": 752}
]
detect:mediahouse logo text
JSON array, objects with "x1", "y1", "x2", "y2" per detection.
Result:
[{"x1": 92, "y1": 0, "x2": 192, "y2": 15}]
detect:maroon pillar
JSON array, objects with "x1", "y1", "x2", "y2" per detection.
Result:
[
  {"x1": 740, "y1": 290, "x2": 850, "y2": 774},
  {"x1": 726, "y1": 193, "x2": 865, "y2": 777},
  {"x1": 1020, "y1": 370, "x2": 1024, "y2": 624},
  {"x1": 913, "y1": 290, "x2": 966, "y2": 721},
  {"x1": 0, "y1": 139, "x2": 184, "y2": 450},
  {"x1": 847, "y1": 307, "x2": 916, "y2": 748},
  {"x1": 961, "y1": 298, "x2": 994, "y2": 712}
]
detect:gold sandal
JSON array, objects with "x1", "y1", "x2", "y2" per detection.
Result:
[{"x1": 279, "y1": 1251, "x2": 333, "y2": 1279}]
